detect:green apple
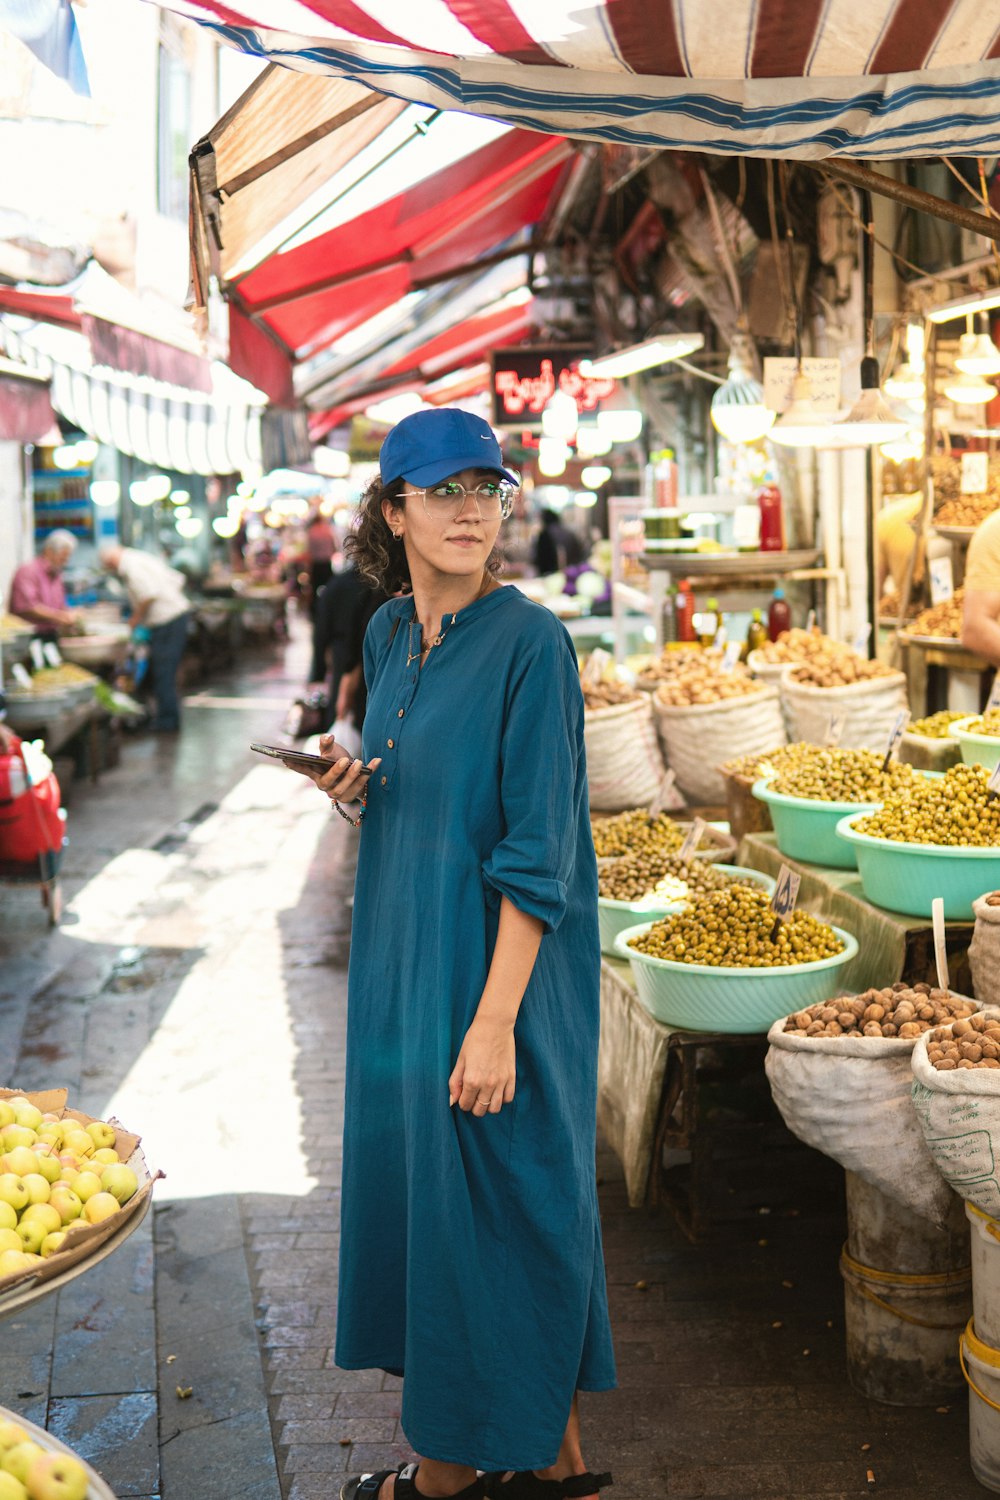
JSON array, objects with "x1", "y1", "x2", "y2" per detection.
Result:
[
  {"x1": 85, "y1": 1121, "x2": 116, "y2": 1151},
  {"x1": 9, "y1": 1100, "x2": 41, "y2": 1132},
  {"x1": 47, "y1": 1189, "x2": 82, "y2": 1225},
  {"x1": 32, "y1": 1155, "x2": 60, "y2": 1186},
  {"x1": 56, "y1": 1154, "x2": 80, "y2": 1176},
  {"x1": 39, "y1": 1231, "x2": 67, "y2": 1258},
  {"x1": 0, "y1": 1126, "x2": 35, "y2": 1153},
  {"x1": 71, "y1": 1172, "x2": 102, "y2": 1205},
  {"x1": 14, "y1": 1220, "x2": 45, "y2": 1255},
  {"x1": 83, "y1": 1192, "x2": 119, "y2": 1225},
  {"x1": 21, "y1": 1203, "x2": 61, "y2": 1235},
  {"x1": 0, "y1": 1201, "x2": 15, "y2": 1231},
  {"x1": 0, "y1": 1104, "x2": 15, "y2": 1131},
  {"x1": 0, "y1": 1442, "x2": 42, "y2": 1484},
  {"x1": 60, "y1": 1131, "x2": 94, "y2": 1160},
  {"x1": 92, "y1": 1148, "x2": 119, "y2": 1166},
  {"x1": 0, "y1": 1249, "x2": 34, "y2": 1277},
  {"x1": 25, "y1": 1452, "x2": 88, "y2": 1500},
  {"x1": 19, "y1": 1174, "x2": 50, "y2": 1206},
  {"x1": 0, "y1": 1176, "x2": 29, "y2": 1213},
  {"x1": 0, "y1": 1422, "x2": 28, "y2": 1454},
  {"x1": 2, "y1": 1149, "x2": 38, "y2": 1178},
  {"x1": 34, "y1": 1125, "x2": 62, "y2": 1148},
  {"x1": 99, "y1": 1165, "x2": 138, "y2": 1205},
  {"x1": 0, "y1": 1467, "x2": 27, "y2": 1500},
  {"x1": 0, "y1": 1229, "x2": 22, "y2": 1254}
]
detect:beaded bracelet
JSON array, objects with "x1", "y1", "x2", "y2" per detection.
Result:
[{"x1": 333, "y1": 788, "x2": 367, "y2": 828}]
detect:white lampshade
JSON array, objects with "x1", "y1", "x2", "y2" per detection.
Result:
[
  {"x1": 710, "y1": 332, "x2": 775, "y2": 444},
  {"x1": 944, "y1": 370, "x2": 996, "y2": 405},
  {"x1": 829, "y1": 387, "x2": 908, "y2": 446},
  {"x1": 574, "y1": 491, "x2": 598, "y2": 508},
  {"x1": 596, "y1": 406, "x2": 643, "y2": 443},
  {"x1": 955, "y1": 331, "x2": 1000, "y2": 377},
  {"x1": 538, "y1": 437, "x2": 569, "y2": 476},
  {"x1": 575, "y1": 425, "x2": 613, "y2": 458},
  {"x1": 768, "y1": 372, "x2": 834, "y2": 449},
  {"x1": 580, "y1": 465, "x2": 612, "y2": 488},
  {"x1": 541, "y1": 391, "x2": 578, "y2": 442},
  {"x1": 884, "y1": 362, "x2": 925, "y2": 402}
]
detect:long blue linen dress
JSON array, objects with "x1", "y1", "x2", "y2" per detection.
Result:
[{"x1": 335, "y1": 584, "x2": 616, "y2": 1471}]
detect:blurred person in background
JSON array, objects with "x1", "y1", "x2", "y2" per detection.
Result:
[
  {"x1": 532, "y1": 508, "x2": 585, "y2": 576},
  {"x1": 307, "y1": 507, "x2": 339, "y2": 610},
  {"x1": 309, "y1": 563, "x2": 387, "y2": 738},
  {"x1": 99, "y1": 544, "x2": 191, "y2": 733},
  {"x1": 8, "y1": 530, "x2": 79, "y2": 637}
]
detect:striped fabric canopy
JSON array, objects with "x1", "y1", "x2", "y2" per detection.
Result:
[{"x1": 153, "y1": 1, "x2": 1000, "y2": 159}]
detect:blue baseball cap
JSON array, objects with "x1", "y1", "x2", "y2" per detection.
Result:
[{"x1": 379, "y1": 407, "x2": 518, "y2": 489}]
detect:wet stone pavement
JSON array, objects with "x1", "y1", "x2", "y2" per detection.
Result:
[{"x1": 0, "y1": 619, "x2": 992, "y2": 1500}]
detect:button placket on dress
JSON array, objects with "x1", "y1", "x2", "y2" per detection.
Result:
[{"x1": 378, "y1": 624, "x2": 421, "y2": 792}]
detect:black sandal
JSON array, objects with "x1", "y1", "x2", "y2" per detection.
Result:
[
  {"x1": 341, "y1": 1463, "x2": 486, "y2": 1500},
  {"x1": 482, "y1": 1472, "x2": 613, "y2": 1499}
]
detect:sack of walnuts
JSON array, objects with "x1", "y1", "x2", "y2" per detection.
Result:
[
  {"x1": 970, "y1": 892, "x2": 1000, "y2": 1009},
  {"x1": 766, "y1": 984, "x2": 979, "y2": 1227},
  {"x1": 911, "y1": 1011, "x2": 1000, "y2": 1218}
]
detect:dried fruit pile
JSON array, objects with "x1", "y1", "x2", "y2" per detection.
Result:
[
  {"x1": 599, "y1": 849, "x2": 740, "y2": 904},
  {"x1": 783, "y1": 983, "x2": 974, "y2": 1038},
  {"x1": 582, "y1": 679, "x2": 642, "y2": 709},
  {"x1": 907, "y1": 592, "x2": 964, "y2": 640}
]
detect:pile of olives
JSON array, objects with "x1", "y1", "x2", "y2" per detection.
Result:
[
  {"x1": 853, "y1": 763, "x2": 1000, "y2": 847},
  {"x1": 591, "y1": 809, "x2": 689, "y2": 859},
  {"x1": 768, "y1": 746, "x2": 916, "y2": 804},
  {"x1": 600, "y1": 849, "x2": 739, "y2": 904},
  {"x1": 626, "y1": 886, "x2": 844, "y2": 968},
  {"x1": 720, "y1": 745, "x2": 803, "y2": 783},
  {"x1": 965, "y1": 709, "x2": 1000, "y2": 738},
  {"x1": 908, "y1": 710, "x2": 969, "y2": 739}
]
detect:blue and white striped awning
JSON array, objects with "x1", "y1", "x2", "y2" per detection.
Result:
[{"x1": 151, "y1": 1, "x2": 1000, "y2": 160}]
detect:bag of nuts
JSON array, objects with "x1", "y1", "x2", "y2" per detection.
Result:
[
  {"x1": 766, "y1": 984, "x2": 979, "y2": 1226},
  {"x1": 970, "y1": 892, "x2": 1000, "y2": 1009},
  {"x1": 911, "y1": 1012, "x2": 1000, "y2": 1217},
  {"x1": 652, "y1": 687, "x2": 786, "y2": 804},
  {"x1": 584, "y1": 696, "x2": 666, "y2": 812},
  {"x1": 780, "y1": 671, "x2": 909, "y2": 753}
]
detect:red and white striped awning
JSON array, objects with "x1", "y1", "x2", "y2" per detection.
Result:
[{"x1": 151, "y1": 1, "x2": 1000, "y2": 160}]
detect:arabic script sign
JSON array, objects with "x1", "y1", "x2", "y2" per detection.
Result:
[{"x1": 490, "y1": 346, "x2": 615, "y2": 424}]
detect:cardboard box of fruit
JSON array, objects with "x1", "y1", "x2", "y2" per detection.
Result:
[{"x1": 0, "y1": 1087, "x2": 161, "y2": 1296}]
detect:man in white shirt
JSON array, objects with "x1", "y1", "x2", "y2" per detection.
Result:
[{"x1": 100, "y1": 544, "x2": 191, "y2": 732}]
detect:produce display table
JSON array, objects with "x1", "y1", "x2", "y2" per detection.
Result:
[
  {"x1": 738, "y1": 832, "x2": 975, "y2": 994},
  {"x1": 0, "y1": 1403, "x2": 118, "y2": 1499},
  {"x1": 2, "y1": 700, "x2": 107, "y2": 784},
  {"x1": 0, "y1": 1187, "x2": 152, "y2": 1321}
]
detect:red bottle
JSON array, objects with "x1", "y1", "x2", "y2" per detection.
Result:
[
  {"x1": 675, "y1": 580, "x2": 696, "y2": 643},
  {"x1": 767, "y1": 587, "x2": 791, "y2": 642},
  {"x1": 758, "y1": 483, "x2": 785, "y2": 552}
]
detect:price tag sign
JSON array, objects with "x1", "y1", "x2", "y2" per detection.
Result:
[
  {"x1": 929, "y1": 556, "x2": 954, "y2": 606},
  {"x1": 825, "y1": 712, "x2": 847, "y2": 748},
  {"x1": 807, "y1": 609, "x2": 817, "y2": 632},
  {"x1": 28, "y1": 639, "x2": 45, "y2": 672},
  {"x1": 932, "y1": 896, "x2": 950, "y2": 992},
  {"x1": 720, "y1": 639, "x2": 742, "y2": 674},
  {"x1": 648, "y1": 769, "x2": 685, "y2": 819},
  {"x1": 11, "y1": 662, "x2": 32, "y2": 689},
  {"x1": 988, "y1": 673, "x2": 1000, "y2": 712},
  {"x1": 988, "y1": 761, "x2": 1000, "y2": 802},
  {"x1": 713, "y1": 626, "x2": 727, "y2": 652},
  {"x1": 769, "y1": 864, "x2": 801, "y2": 940},
  {"x1": 679, "y1": 817, "x2": 707, "y2": 861},
  {"x1": 42, "y1": 642, "x2": 62, "y2": 668},
  {"x1": 763, "y1": 357, "x2": 842, "y2": 414},
  {"x1": 582, "y1": 647, "x2": 612, "y2": 687},
  {"x1": 961, "y1": 451, "x2": 989, "y2": 495},
  {"x1": 881, "y1": 709, "x2": 908, "y2": 772},
  {"x1": 851, "y1": 622, "x2": 872, "y2": 657}
]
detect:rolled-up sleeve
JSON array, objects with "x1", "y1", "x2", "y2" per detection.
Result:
[{"x1": 481, "y1": 624, "x2": 583, "y2": 934}]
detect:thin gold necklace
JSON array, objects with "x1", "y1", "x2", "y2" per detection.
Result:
[{"x1": 406, "y1": 573, "x2": 493, "y2": 667}]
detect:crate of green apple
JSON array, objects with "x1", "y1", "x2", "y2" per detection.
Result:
[
  {"x1": 0, "y1": 1405, "x2": 117, "y2": 1500},
  {"x1": 0, "y1": 1087, "x2": 160, "y2": 1294}
]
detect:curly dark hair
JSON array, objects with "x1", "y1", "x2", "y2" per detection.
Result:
[{"x1": 346, "y1": 473, "x2": 503, "y2": 593}]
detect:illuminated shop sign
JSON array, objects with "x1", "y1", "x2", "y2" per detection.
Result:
[{"x1": 490, "y1": 346, "x2": 616, "y2": 425}]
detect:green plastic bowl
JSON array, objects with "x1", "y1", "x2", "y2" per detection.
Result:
[
  {"x1": 835, "y1": 812, "x2": 1000, "y2": 919},
  {"x1": 598, "y1": 865, "x2": 775, "y2": 956},
  {"x1": 751, "y1": 777, "x2": 880, "y2": 869},
  {"x1": 613, "y1": 920, "x2": 859, "y2": 1033},
  {"x1": 950, "y1": 717, "x2": 1000, "y2": 773}
]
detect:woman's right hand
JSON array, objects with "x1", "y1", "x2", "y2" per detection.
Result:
[{"x1": 306, "y1": 734, "x2": 380, "y2": 804}]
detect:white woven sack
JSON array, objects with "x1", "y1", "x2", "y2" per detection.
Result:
[
  {"x1": 911, "y1": 1021, "x2": 1000, "y2": 1217},
  {"x1": 766, "y1": 1016, "x2": 959, "y2": 1226},
  {"x1": 652, "y1": 686, "x2": 785, "y2": 804},
  {"x1": 781, "y1": 671, "x2": 909, "y2": 752},
  {"x1": 584, "y1": 696, "x2": 664, "y2": 812},
  {"x1": 970, "y1": 894, "x2": 1000, "y2": 1009}
]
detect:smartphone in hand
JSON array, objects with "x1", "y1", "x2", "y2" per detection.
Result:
[{"x1": 250, "y1": 742, "x2": 373, "y2": 776}]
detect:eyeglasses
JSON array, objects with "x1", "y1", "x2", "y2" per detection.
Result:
[{"x1": 409, "y1": 478, "x2": 518, "y2": 521}]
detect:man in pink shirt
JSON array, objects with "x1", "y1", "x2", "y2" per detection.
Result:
[{"x1": 8, "y1": 531, "x2": 78, "y2": 634}]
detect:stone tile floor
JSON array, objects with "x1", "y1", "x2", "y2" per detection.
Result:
[{"x1": 0, "y1": 616, "x2": 991, "y2": 1499}]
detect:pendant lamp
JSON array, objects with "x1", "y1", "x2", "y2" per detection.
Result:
[
  {"x1": 710, "y1": 331, "x2": 775, "y2": 444},
  {"x1": 768, "y1": 370, "x2": 834, "y2": 449},
  {"x1": 944, "y1": 369, "x2": 996, "y2": 405},
  {"x1": 954, "y1": 323, "x2": 1000, "y2": 377}
]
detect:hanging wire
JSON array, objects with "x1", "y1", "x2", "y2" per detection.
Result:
[
  {"x1": 778, "y1": 161, "x2": 802, "y2": 360},
  {"x1": 766, "y1": 160, "x2": 795, "y2": 348},
  {"x1": 817, "y1": 173, "x2": 934, "y2": 282}
]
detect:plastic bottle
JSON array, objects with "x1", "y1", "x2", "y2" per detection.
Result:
[
  {"x1": 768, "y1": 587, "x2": 791, "y2": 642},
  {"x1": 675, "y1": 580, "x2": 696, "y2": 643},
  {"x1": 698, "y1": 596, "x2": 720, "y2": 649},
  {"x1": 653, "y1": 448, "x2": 678, "y2": 509},
  {"x1": 662, "y1": 585, "x2": 677, "y2": 644},
  {"x1": 758, "y1": 482, "x2": 785, "y2": 552},
  {"x1": 744, "y1": 608, "x2": 767, "y2": 660}
]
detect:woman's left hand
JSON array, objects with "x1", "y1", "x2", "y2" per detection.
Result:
[{"x1": 449, "y1": 1017, "x2": 516, "y2": 1116}]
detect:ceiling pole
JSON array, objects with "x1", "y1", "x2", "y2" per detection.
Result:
[{"x1": 812, "y1": 158, "x2": 1000, "y2": 245}]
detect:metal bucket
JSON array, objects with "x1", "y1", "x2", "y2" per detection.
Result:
[{"x1": 961, "y1": 1319, "x2": 1000, "y2": 1492}]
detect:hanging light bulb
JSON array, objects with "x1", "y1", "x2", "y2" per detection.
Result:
[
  {"x1": 580, "y1": 465, "x2": 612, "y2": 488},
  {"x1": 884, "y1": 361, "x2": 925, "y2": 402},
  {"x1": 538, "y1": 438, "x2": 569, "y2": 477},
  {"x1": 541, "y1": 391, "x2": 578, "y2": 442},
  {"x1": 954, "y1": 314, "x2": 1000, "y2": 376},
  {"x1": 830, "y1": 356, "x2": 909, "y2": 445},
  {"x1": 596, "y1": 387, "x2": 643, "y2": 444},
  {"x1": 710, "y1": 332, "x2": 775, "y2": 444},
  {"x1": 129, "y1": 479, "x2": 156, "y2": 506},
  {"x1": 89, "y1": 480, "x2": 120, "y2": 507},
  {"x1": 944, "y1": 369, "x2": 996, "y2": 405},
  {"x1": 768, "y1": 371, "x2": 835, "y2": 449},
  {"x1": 575, "y1": 425, "x2": 613, "y2": 458}
]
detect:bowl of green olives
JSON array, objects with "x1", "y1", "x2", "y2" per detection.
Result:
[
  {"x1": 751, "y1": 750, "x2": 920, "y2": 869},
  {"x1": 950, "y1": 713, "x2": 1000, "y2": 773},
  {"x1": 835, "y1": 764, "x2": 1000, "y2": 918},
  {"x1": 597, "y1": 862, "x2": 775, "y2": 955},
  {"x1": 613, "y1": 887, "x2": 858, "y2": 1032}
]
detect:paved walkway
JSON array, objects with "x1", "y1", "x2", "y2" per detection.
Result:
[{"x1": 0, "y1": 619, "x2": 990, "y2": 1499}]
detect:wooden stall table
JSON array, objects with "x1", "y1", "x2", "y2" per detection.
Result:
[
  {"x1": 898, "y1": 631, "x2": 992, "y2": 718},
  {"x1": 5, "y1": 699, "x2": 110, "y2": 785}
]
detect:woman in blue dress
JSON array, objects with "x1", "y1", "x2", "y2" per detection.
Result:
[{"x1": 309, "y1": 408, "x2": 616, "y2": 1500}]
